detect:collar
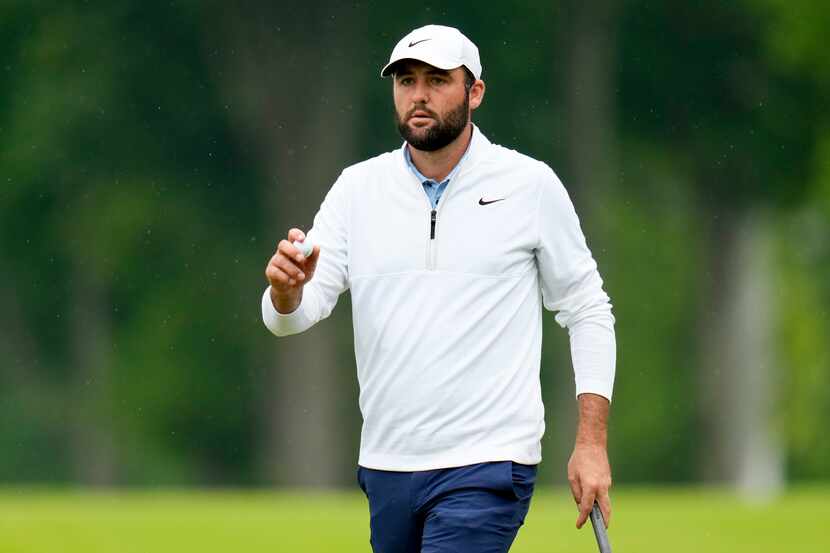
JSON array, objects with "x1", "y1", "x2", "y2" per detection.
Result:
[
  {"x1": 398, "y1": 123, "x2": 490, "y2": 181},
  {"x1": 404, "y1": 139, "x2": 471, "y2": 185}
]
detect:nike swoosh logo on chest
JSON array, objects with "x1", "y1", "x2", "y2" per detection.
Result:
[{"x1": 478, "y1": 197, "x2": 506, "y2": 205}]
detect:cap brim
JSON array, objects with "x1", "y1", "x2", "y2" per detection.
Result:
[{"x1": 380, "y1": 54, "x2": 462, "y2": 78}]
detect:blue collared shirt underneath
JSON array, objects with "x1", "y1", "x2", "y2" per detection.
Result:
[{"x1": 404, "y1": 144, "x2": 471, "y2": 209}]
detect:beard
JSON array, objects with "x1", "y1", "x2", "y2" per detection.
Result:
[{"x1": 395, "y1": 92, "x2": 470, "y2": 152}]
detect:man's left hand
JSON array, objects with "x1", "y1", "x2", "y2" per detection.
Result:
[{"x1": 567, "y1": 442, "x2": 612, "y2": 529}]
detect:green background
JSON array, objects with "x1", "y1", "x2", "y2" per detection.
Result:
[
  {"x1": 1, "y1": 488, "x2": 827, "y2": 552},
  {"x1": 1, "y1": 0, "x2": 828, "y2": 550}
]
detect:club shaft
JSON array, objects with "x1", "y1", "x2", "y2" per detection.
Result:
[{"x1": 589, "y1": 502, "x2": 612, "y2": 553}]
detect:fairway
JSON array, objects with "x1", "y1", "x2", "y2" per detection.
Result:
[{"x1": 0, "y1": 487, "x2": 824, "y2": 552}]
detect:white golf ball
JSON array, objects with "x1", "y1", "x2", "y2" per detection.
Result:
[{"x1": 292, "y1": 238, "x2": 314, "y2": 258}]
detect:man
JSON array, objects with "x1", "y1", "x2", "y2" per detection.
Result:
[{"x1": 262, "y1": 24, "x2": 616, "y2": 553}]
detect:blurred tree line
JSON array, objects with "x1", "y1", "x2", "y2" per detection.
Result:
[{"x1": 1, "y1": 0, "x2": 828, "y2": 489}]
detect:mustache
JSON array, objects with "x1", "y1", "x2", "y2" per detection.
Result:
[{"x1": 407, "y1": 106, "x2": 439, "y2": 119}]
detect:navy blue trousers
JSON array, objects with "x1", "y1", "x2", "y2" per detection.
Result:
[{"x1": 357, "y1": 461, "x2": 537, "y2": 553}]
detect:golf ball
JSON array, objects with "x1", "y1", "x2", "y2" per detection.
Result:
[{"x1": 292, "y1": 238, "x2": 314, "y2": 258}]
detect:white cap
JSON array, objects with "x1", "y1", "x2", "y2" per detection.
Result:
[{"x1": 381, "y1": 24, "x2": 482, "y2": 80}]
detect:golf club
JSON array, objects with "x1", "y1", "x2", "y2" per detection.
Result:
[{"x1": 589, "y1": 500, "x2": 612, "y2": 553}]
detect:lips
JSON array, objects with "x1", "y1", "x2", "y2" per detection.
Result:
[{"x1": 409, "y1": 109, "x2": 435, "y2": 121}]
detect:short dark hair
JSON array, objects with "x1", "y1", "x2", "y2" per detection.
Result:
[{"x1": 391, "y1": 62, "x2": 476, "y2": 91}]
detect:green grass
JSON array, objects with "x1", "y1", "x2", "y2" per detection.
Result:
[{"x1": 0, "y1": 486, "x2": 825, "y2": 552}]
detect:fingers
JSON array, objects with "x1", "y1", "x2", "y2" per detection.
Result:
[
  {"x1": 569, "y1": 470, "x2": 593, "y2": 529},
  {"x1": 568, "y1": 445, "x2": 612, "y2": 530},
  {"x1": 267, "y1": 248, "x2": 305, "y2": 288},
  {"x1": 597, "y1": 489, "x2": 612, "y2": 528},
  {"x1": 274, "y1": 248, "x2": 305, "y2": 280},
  {"x1": 278, "y1": 238, "x2": 306, "y2": 264},
  {"x1": 568, "y1": 471, "x2": 582, "y2": 507},
  {"x1": 573, "y1": 478, "x2": 612, "y2": 529},
  {"x1": 265, "y1": 229, "x2": 317, "y2": 290},
  {"x1": 287, "y1": 227, "x2": 306, "y2": 243},
  {"x1": 265, "y1": 264, "x2": 293, "y2": 286},
  {"x1": 266, "y1": 258, "x2": 303, "y2": 287},
  {"x1": 576, "y1": 487, "x2": 596, "y2": 529}
]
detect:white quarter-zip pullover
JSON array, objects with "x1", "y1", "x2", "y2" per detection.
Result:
[{"x1": 262, "y1": 125, "x2": 616, "y2": 471}]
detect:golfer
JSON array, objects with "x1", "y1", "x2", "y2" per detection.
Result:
[{"x1": 262, "y1": 24, "x2": 616, "y2": 553}]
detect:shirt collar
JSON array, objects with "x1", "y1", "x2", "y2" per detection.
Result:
[{"x1": 402, "y1": 125, "x2": 474, "y2": 185}]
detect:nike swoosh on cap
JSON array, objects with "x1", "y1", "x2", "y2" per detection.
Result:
[
  {"x1": 408, "y1": 38, "x2": 431, "y2": 47},
  {"x1": 478, "y1": 197, "x2": 506, "y2": 205}
]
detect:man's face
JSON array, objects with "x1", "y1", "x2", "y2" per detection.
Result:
[{"x1": 392, "y1": 60, "x2": 471, "y2": 152}]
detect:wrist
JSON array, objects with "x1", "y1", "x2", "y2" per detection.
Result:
[
  {"x1": 574, "y1": 440, "x2": 607, "y2": 451},
  {"x1": 574, "y1": 393, "x2": 609, "y2": 449},
  {"x1": 270, "y1": 286, "x2": 302, "y2": 314}
]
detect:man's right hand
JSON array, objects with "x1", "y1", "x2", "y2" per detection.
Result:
[{"x1": 264, "y1": 228, "x2": 320, "y2": 314}]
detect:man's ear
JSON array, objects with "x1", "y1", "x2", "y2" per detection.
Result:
[{"x1": 469, "y1": 80, "x2": 485, "y2": 110}]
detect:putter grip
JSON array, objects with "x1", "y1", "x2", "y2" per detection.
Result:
[{"x1": 589, "y1": 501, "x2": 612, "y2": 553}]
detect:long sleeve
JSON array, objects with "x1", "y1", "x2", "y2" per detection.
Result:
[
  {"x1": 534, "y1": 166, "x2": 616, "y2": 401},
  {"x1": 262, "y1": 172, "x2": 350, "y2": 336}
]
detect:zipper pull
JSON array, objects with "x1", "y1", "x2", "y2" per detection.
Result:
[{"x1": 430, "y1": 209, "x2": 437, "y2": 239}]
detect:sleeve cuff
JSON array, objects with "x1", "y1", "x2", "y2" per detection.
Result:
[
  {"x1": 575, "y1": 377, "x2": 614, "y2": 403},
  {"x1": 261, "y1": 286, "x2": 318, "y2": 336}
]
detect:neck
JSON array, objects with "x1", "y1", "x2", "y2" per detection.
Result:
[{"x1": 407, "y1": 123, "x2": 473, "y2": 181}]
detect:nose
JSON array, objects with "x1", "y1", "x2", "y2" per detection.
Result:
[{"x1": 411, "y1": 77, "x2": 429, "y2": 104}]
